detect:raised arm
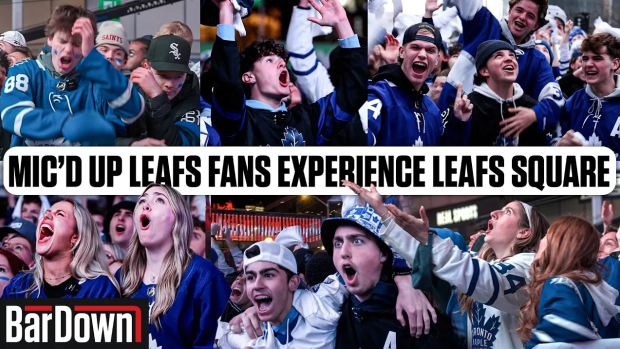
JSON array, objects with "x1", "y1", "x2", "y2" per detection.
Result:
[
  {"x1": 210, "y1": 0, "x2": 248, "y2": 138},
  {"x1": 286, "y1": 0, "x2": 334, "y2": 103}
]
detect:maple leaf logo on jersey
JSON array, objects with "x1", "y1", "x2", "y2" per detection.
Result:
[
  {"x1": 149, "y1": 333, "x2": 162, "y2": 349},
  {"x1": 413, "y1": 136, "x2": 424, "y2": 147},
  {"x1": 587, "y1": 134, "x2": 602, "y2": 146},
  {"x1": 471, "y1": 302, "x2": 501, "y2": 349},
  {"x1": 493, "y1": 134, "x2": 518, "y2": 146},
  {"x1": 281, "y1": 126, "x2": 306, "y2": 146}
]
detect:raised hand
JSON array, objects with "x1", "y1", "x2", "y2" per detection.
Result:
[
  {"x1": 130, "y1": 68, "x2": 163, "y2": 98},
  {"x1": 453, "y1": 83, "x2": 473, "y2": 121},
  {"x1": 603, "y1": 200, "x2": 614, "y2": 228},
  {"x1": 379, "y1": 34, "x2": 400, "y2": 64},
  {"x1": 342, "y1": 180, "x2": 388, "y2": 218},
  {"x1": 71, "y1": 18, "x2": 95, "y2": 58},
  {"x1": 308, "y1": 0, "x2": 353, "y2": 39},
  {"x1": 385, "y1": 204, "x2": 430, "y2": 244},
  {"x1": 425, "y1": 0, "x2": 444, "y2": 17}
]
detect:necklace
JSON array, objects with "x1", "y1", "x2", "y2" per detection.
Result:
[{"x1": 45, "y1": 273, "x2": 70, "y2": 281}]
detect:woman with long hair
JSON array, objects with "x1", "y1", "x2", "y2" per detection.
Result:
[
  {"x1": 1, "y1": 199, "x2": 120, "y2": 298},
  {"x1": 519, "y1": 216, "x2": 619, "y2": 347},
  {"x1": 116, "y1": 184, "x2": 230, "y2": 348},
  {"x1": 343, "y1": 181, "x2": 549, "y2": 349}
]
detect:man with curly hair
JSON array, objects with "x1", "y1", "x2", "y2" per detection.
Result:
[{"x1": 209, "y1": 0, "x2": 365, "y2": 146}]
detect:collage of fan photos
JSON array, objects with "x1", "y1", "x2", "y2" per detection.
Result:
[{"x1": 0, "y1": 0, "x2": 620, "y2": 348}]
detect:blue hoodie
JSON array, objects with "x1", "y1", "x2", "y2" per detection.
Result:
[{"x1": 551, "y1": 76, "x2": 620, "y2": 159}]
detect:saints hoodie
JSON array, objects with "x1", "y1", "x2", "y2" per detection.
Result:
[{"x1": 464, "y1": 83, "x2": 549, "y2": 146}]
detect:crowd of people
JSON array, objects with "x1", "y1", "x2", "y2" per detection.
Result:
[
  {"x1": 2, "y1": 190, "x2": 620, "y2": 348},
  {"x1": 5, "y1": 187, "x2": 620, "y2": 348},
  {"x1": 0, "y1": 4, "x2": 200, "y2": 158},
  {"x1": 365, "y1": 0, "x2": 620, "y2": 157}
]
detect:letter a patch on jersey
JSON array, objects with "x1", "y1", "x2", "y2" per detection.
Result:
[{"x1": 383, "y1": 331, "x2": 397, "y2": 349}]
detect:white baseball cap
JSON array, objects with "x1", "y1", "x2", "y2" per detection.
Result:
[
  {"x1": 95, "y1": 21, "x2": 129, "y2": 55},
  {"x1": 0, "y1": 31, "x2": 27, "y2": 48},
  {"x1": 244, "y1": 241, "x2": 297, "y2": 275}
]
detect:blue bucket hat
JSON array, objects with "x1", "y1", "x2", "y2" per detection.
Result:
[{"x1": 320, "y1": 205, "x2": 406, "y2": 267}]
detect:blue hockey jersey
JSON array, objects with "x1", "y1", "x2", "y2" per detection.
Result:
[
  {"x1": 116, "y1": 255, "x2": 231, "y2": 349},
  {"x1": 552, "y1": 76, "x2": 620, "y2": 160},
  {"x1": 366, "y1": 64, "x2": 469, "y2": 146},
  {"x1": 1, "y1": 273, "x2": 119, "y2": 298},
  {"x1": 1, "y1": 51, "x2": 144, "y2": 146},
  {"x1": 438, "y1": 0, "x2": 564, "y2": 133},
  {"x1": 525, "y1": 276, "x2": 620, "y2": 348}
]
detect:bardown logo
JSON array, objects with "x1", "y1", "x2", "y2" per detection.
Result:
[{"x1": 1, "y1": 299, "x2": 148, "y2": 349}]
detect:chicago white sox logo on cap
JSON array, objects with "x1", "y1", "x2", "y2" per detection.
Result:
[{"x1": 170, "y1": 43, "x2": 181, "y2": 60}]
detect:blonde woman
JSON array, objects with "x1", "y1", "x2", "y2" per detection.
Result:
[
  {"x1": 116, "y1": 184, "x2": 230, "y2": 348},
  {"x1": 1, "y1": 200, "x2": 120, "y2": 298}
]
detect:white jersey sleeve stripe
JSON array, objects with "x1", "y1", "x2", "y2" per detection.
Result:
[
  {"x1": 108, "y1": 80, "x2": 133, "y2": 109},
  {"x1": 13, "y1": 107, "x2": 34, "y2": 137},
  {"x1": 119, "y1": 92, "x2": 144, "y2": 124},
  {"x1": 542, "y1": 314, "x2": 601, "y2": 340},
  {"x1": 1, "y1": 101, "x2": 35, "y2": 120},
  {"x1": 532, "y1": 329, "x2": 555, "y2": 343}
]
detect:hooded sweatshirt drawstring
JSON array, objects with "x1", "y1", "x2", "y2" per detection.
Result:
[
  {"x1": 473, "y1": 82, "x2": 523, "y2": 145},
  {"x1": 584, "y1": 97, "x2": 603, "y2": 133}
]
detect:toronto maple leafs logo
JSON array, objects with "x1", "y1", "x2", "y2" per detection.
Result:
[
  {"x1": 587, "y1": 134, "x2": 602, "y2": 146},
  {"x1": 413, "y1": 136, "x2": 424, "y2": 147},
  {"x1": 149, "y1": 333, "x2": 162, "y2": 349},
  {"x1": 281, "y1": 126, "x2": 306, "y2": 146},
  {"x1": 493, "y1": 134, "x2": 518, "y2": 146},
  {"x1": 471, "y1": 302, "x2": 501, "y2": 349},
  {"x1": 169, "y1": 43, "x2": 181, "y2": 60}
]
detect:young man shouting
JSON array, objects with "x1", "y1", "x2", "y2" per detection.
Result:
[
  {"x1": 321, "y1": 205, "x2": 452, "y2": 348},
  {"x1": 1, "y1": 5, "x2": 144, "y2": 147},
  {"x1": 217, "y1": 241, "x2": 347, "y2": 348},
  {"x1": 209, "y1": 0, "x2": 365, "y2": 146},
  {"x1": 366, "y1": 23, "x2": 471, "y2": 146}
]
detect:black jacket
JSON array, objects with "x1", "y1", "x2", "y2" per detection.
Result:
[
  {"x1": 465, "y1": 83, "x2": 549, "y2": 146},
  {"x1": 210, "y1": 35, "x2": 366, "y2": 146},
  {"x1": 117, "y1": 72, "x2": 200, "y2": 146},
  {"x1": 335, "y1": 282, "x2": 455, "y2": 349},
  {"x1": 558, "y1": 72, "x2": 586, "y2": 99}
]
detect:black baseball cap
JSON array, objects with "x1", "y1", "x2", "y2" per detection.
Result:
[
  {"x1": 402, "y1": 23, "x2": 443, "y2": 49},
  {"x1": 147, "y1": 35, "x2": 192, "y2": 74}
]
